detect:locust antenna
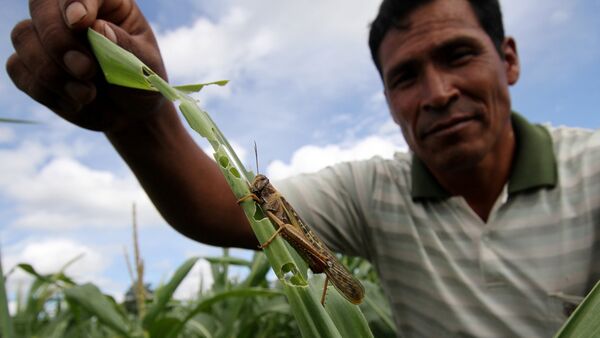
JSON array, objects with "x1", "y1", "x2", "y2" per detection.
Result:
[{"x1": 254, "y1": 141, "x2": 260, "y2": 175}]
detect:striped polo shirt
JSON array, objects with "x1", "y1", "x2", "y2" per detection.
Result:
[{"x1": 276, "y1": 114, "x2": 600, "y2": 337}]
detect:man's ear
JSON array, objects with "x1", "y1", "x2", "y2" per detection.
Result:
[{"x1": 502, "y1": 37, "x2": 520, "y2": 85}]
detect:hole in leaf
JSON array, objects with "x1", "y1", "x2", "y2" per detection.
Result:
[
  {"x1": 218, "y1": 156, "x2": 230, "y2": 168},
  {"x1": 142, "y1": 66, "x2": 152, "y2": 77},
  {"x1": 283, "y1": 270, "x2": 294, "y2": 282},
  {"x1": 281, "y1": 263, "x2": 307, "y2": 286},
  {"x1": 229, "y1": 167, "x2": 241, "y2": 178},
  {"x1": 253, "y1": 206, "x2": 265, "y2": 220}
]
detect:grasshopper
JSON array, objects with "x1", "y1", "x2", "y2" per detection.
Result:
[{"x1": 238, "y1": 174, "x2": 365, "y2": 305}]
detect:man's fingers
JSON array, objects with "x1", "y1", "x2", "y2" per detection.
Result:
[
  {"x1": 6, "y1": 53, "x2": 82, "y2": 115},
  {"x1": 6, "y1": 20, "x2": 95, "y2": 108},
  {"x1": 62, "y1": 0, "x2": 91, "y2": 28},
  {"x1": 10, "y1": 19, "x2": 96, "y2": 105},
  {"x1": 29, "y1": 0, "x2": 97, "y2": 80},
  {"x1": 59, "y1": 0, "x2": 135, "y2": 29},
  {"x1": 11, "y1": 20, "x2": 68, "y2": 93},
  {"x1": 10, "y1": 0, "x2": 164, "y2": 132}
]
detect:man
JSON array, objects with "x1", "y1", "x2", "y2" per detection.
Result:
[{"x1": 7, "y1": 0, "x2": 599, "y2": 336}]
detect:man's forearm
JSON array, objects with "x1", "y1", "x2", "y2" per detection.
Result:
[{"x1": 105, "y1": 103, "x2": 256, "y2": 249}]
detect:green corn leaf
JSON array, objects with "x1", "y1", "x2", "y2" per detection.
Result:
[
  {"x1": 145, "y1": 316, "x2": 183, "y2": 338},
  {"x1": 554, "y1": 279, "x2": 600, "y2": 337},
  {"x1": 186, "y1": 313, "x2": 218, "y2": 338},
  {"x1": 37, "y1": 311, "x2": 72, "y2": 338},
  {"x1": 143, "y1": 256, "x2": 199, "y2": 329},
  {"x1": 310, "y1": 274, "x2": 374, "y2": 338},
  {"x1": 17, "y1": 263, "x2": 49, "y2": 281},
  {"x1": 166, "y1": 288, "x2": 284, "y2": 338},
  {"x1": 213, "y1": 250, "x2": 271, "y2": 338},
  {"x1": 89, "y1": 28, "x2": 229, "y2": 95},
  {"x1": 0, "y1": 250, "x2": 15, "y2": 338},
  {"x1": 0, "y1": 117, "x2": 37, "y2": 124},
  {"x1": 64, "y1": 283, "x2": 131, "y2": 336},
  {"x1": 88, "y1": 27, "x2": 372, "y2": 338},
  {"x1": 174, "y1": 80, "x2": 229, "y2": 93},
  {"x1": 241, "y1": 252, "x2": 272, "y2": 287},
  {"x1": 88, "y1": 28, "x2": 154, "y2": 91},
  {"x1": 361, "y1": 281, "x2": 396, "y2": 336},
  {"x1": 284, "y1": 282, "x2": 342, "y2": 338},
  {"x1": 186, "y1": 320, "x2": 214, "y2": 338},
  {"x1": 203, "y1": 256, "x2": 253, "y2": 267},
  {"x1": 17, "y1": 262, "x2": 78, "y2": 286}
]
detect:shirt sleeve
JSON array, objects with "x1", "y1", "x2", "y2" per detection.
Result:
[{"x1": 273, "y1": 157, "x2": 383, "y2": 260}]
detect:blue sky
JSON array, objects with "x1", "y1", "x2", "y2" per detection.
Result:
[{"x1": 0, "y1": 0, "x2": 599, "y2": 301}]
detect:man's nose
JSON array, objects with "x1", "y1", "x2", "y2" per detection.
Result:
[{"x1": 420, "y1": 67, "x2": 459, "y2": 112}]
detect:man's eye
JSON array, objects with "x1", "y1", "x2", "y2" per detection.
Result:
[
  {"x1": 390, "y1": 71, "x2": 416, "y2": 89},
  {"x1": 449, "y1": 48, "x2": 475, "y2": 64}
]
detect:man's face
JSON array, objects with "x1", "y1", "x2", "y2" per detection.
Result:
[{"x1": 379, "y1": 0, "x2": 520, "y2": 173}]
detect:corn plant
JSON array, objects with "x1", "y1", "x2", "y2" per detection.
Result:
[
  {"x1": 0, "y1": 118, "x2": 35, "y2": 124},
  {"x1": 0, "y1": 250, "x2": 14, "y2": 338},
  {"x1": 1, "y1": 252, "x2": 291, "y2": 337},
  {"x1": 87, "y1": 28, "x2": 373, "y2": 338},
  {"x1": 553, "y1": 279, "x2": 600, "y2": 338}
]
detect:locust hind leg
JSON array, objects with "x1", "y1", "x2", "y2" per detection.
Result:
[
  {"x1": 260, "y1": 210, "x2": 300, "y2": 248},
  {"x1": 259, "y1": 220, "x2": 286, "y2": 249}
]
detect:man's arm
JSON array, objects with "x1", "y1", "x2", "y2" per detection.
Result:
[{"x1": 6, "y1": 0, "x2": 256, "y2": 249}]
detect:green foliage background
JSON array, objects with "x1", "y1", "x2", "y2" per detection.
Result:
[{"x1": 0, "y1": 249, "x2": 395, "y2": 338}]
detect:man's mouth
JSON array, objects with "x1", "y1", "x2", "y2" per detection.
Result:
[{"x1": 421, "y1": 115, "x2": 478, "y2": 139}]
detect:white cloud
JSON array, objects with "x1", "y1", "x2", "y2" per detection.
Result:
[
  {"x1": 0, "y1": 140, "x2": 162, "y2": 231},
  {"x1": 4, "y1": 238, "x2": 109, "y2": 277},
  {"x1": 3, "y1": 238, "x2": 114, "y2": 300},
  {"x1": 0, "y1": 126, "x2": 14, "y2": 143},
  {"x1": 155, "y1": 0, "x2": 381, "y2": 107},
  {"x1": 267, "y1": 133, "x2": 407, "y2": 180},
  {"x1": 156, "y1": 6, "x2": 275, "y2": 87}
]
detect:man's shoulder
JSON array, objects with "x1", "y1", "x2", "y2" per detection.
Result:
[
  {"x1": 276, "y1": 152, "x2": 413, "y2": 194},
  {"x1": 540, "y1": 123, "x2": 600, "y2": 169},
  {"x1": 542, "y1": 123, "x2": 599, "y2": 148},
  {"x1": 543, "y1": 123, "x2": 595, "y2": 137},
  {"x1": 350, "y1": 151, "x2": 413, "y2": 177}
]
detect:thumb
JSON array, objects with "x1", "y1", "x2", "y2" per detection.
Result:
[
  {"x1": 63, "y1": 0, "x2": 135, "y2": 29},
  {"x1": 91, "y1": 20, "x2": 168, "y2": 80},
  {"x1": 92, "y1": 20, "x2": 123, "y2": 45}
]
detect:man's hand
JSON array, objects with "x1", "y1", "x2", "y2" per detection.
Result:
[
  {"x1": 6, "y1": 0, "x2": 258, "y2": 250},
  {"x1": 6, "y1": 0, "x2": 169, "y2": 132}
]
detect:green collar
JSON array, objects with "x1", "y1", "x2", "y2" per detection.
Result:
[{"x1": 411, "y1": 113, "x2": 557, "y2": 200}]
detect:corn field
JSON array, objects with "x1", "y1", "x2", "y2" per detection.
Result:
[{"x1": 0, "y1": 245, "x2": 395, "y2": 337}]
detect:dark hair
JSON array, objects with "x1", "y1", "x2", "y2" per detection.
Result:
[{"x1": 368, "y1": 0, "x2": 505, "y2": 76}]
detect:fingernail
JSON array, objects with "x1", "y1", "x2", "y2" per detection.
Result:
[
  {"x1": 65, "y1": 81, "x2": 95, "y2": 104},
  {"x1": 104, "y1": 23, "x2": 117, "y2": 43},
  {"x1": 63, "y1": 50, "x2": 93, "y2": 79},
  {"x1": 65, "y1": 2, "x2": 87, "y2": 26}
]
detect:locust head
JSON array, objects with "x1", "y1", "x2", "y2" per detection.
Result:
[{"x1": 251, "y1": 174, "x2": 270, "y2": 197}]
